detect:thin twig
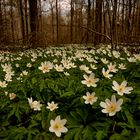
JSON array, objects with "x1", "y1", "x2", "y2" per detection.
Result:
[{"x1": 79, "y1": 26, "x2": 111, "y2": 41}]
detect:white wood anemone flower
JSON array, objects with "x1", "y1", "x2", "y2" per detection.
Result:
[
  {"x1": 9, "y1": 93, "x2": 16, "y2": 100},
  {"x1": 38, "y1": 61, "x2": 53, "y2": 73},
  {"x1": 28, "y1": 97, "x2": 42, "y2": 111},
  {"x1": 79, "y1": 65, "x2": 92, "y2": 74},
  {"x1": 83, "y1": 92, "x2": 98, "y2": 105},
  {"x1": 102, "y1": 68, "x2": 113, "y2": 79},
  {"x1": 81, "y1": 73, "x2": 99, "y2": 87},
  {"x1": 0, "y1": 81, "x2": 8, "y2": 88},
  {"x1": 112, "y1": 81, "x2": 133, "y2": 96},
  {"x1": 107, "y1": 63, "x2": 118, "y2": 73},
  {"x1": 54, "y1": 64, "x2": 64, "y2": 72},
  {"x1": 49, "y1": 115, "x2": 68, "y2": 137},
  {"x1": 100, "y1": 95, "x2": 123, "y2": 116},
  {"x1": 118, "y1": 63, "x2": 126, "y2": 70},
  {"x1": 46, "y1": 101, "x2": 58, "y2": 111}
]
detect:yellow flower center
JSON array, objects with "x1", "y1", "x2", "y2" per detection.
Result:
[
  {"x1": 118, "y1": 86, "x2": 125, "y2": 92},
  {"x1": 87, "y1": 95, "x2": 94, "y2": 101},
  {"x1": 107, "y1": 103, "x2": 116, "y2": 112},
  {"x1": 87, "y1": 79, "x2": 93, "y2": 84},
  {"x1": 43, "y1": 66, "x2": 49, "y2": 71},
  {"x1": 32, "y1": 101, "x2": 38, "y2": 108},
  {"x1": 104, "y1": 72, "x2": 108, "y2": 77},
  {"x1": 53, "y1": 123, "x2": 61, "y2": 130}
]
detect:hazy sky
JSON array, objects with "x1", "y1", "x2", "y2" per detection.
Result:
[{"x1": 42, "y1": 0, "x2": 71, "y2": 15}]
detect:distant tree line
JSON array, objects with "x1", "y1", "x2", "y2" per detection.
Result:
[{"x1": 0, "y1": 0, "x2": 140, "y2": 48}]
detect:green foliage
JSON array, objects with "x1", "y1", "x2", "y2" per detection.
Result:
[{"x1": 0, "y1": 46, "x2": 140, "y2": 139}]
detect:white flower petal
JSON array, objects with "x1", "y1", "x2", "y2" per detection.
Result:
[
  {"x1": 113, "y1": 81, "x2": 119, "y2": 87},
  {"x1": 102, "y1": 109, "x2": 108, "y2": 113},
  {"x1": 100, "y1": 102, "x2": 107, "y2": 108},
  {"x1": 117, "y1": 99, "x2": 123, "y2": 106},
  {"x1": 109, "y1": 112, "x2": 116, "y2": 116},
  {"x1": 111, "y1": 95, "x2": 116, "y2": 103},
  {"x1": 121, "y1": 81, "x2": 127, "y2": 87}
]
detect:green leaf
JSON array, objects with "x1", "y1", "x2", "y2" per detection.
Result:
[
  {"x1": 32, "y1": 77, "x2": 37, "y2": 84},
  {"x1": 82, "y1": 126, "x2": 94, "y2": 140},
  {"x1": 121, "y1": 129, "x2": 131, "y2": 136},
  {"x1": 8, "y1": 104, "x2": 16, "y2": 119},
  {"x1": 64, "y1": 129, "x2": 75, "y2": 140},
  {"x1": 135, "y1": 126, "x2": 140, "y2": 137},
  {"x1": 74, "y1": 127, "x2": 83, "y2": 140},
  {"x1": 95, "y1": 130, "x2": 104, "y2": 140},
  {"x1": 109, "y1": 133, "x2": 121, "y2": 140},
  {"x1": 60, "y1": 91, "x2": 74, "y2": 97},
  {"x1": 40, "y1": 80, "x2": 46, "y2": 92},
  {"x1": 28, "y1": 120, "x2": 38, "y2": 129},
  {"x1": 124, "y1": 110, "x2": 134, "y2": 128}
]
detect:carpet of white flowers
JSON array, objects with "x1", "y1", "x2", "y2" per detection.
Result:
[{"x1": 0, "y1": 45, "x2": 140, "y2": 140}]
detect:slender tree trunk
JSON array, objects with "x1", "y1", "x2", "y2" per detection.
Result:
[
  {"x1": 92, "y1": 0, "x2": 95, "y2": 43},
  {"x1": 10, "y1": 0, "x2": 15, "y2": 44},
  {"x1": 79, "y1": 3, "x2": 83, "y2": 43},
  {"x1": 38, "y1": 0, "x2": 42, "y2": 31},
  {"x1": 70, "y1": 0, "x2": 74, "y2": 43},
  {"x1": 56, "y1": 0, "x2": 59, "y2": 43},
  {"x1": 86, "y1": 0, "x2": 91, "y2": 43},
  {"x1": 138, "y1": 1, "x2": 140, "y2": 35},
  {"x1": 103, "y1": 3, "x2": 107, "y2": 43},
  {"x1": 131, "y1": 0, "x2": 136, "y2": 36},
  {"x1": 3, "y1": 0, "x2": 7, "y2": 44},
  {"x1": 112, "y1": 0, "x2": 117, "y2": 46},
  {"x1": 17, "y1": 0, "x2": 25, "y2": 44},
  {"x1": 0, "y1": 0, "x2": 4, "y2": 43},
  {"x1": 50, "y1": 3, "x2": 54, "y2": 42},
  {"x1": 29, "y1": 0, "x2": 38, "y2": 47},
  {"x1": 24, "y1": 0, "x2": 29, "y2": 44},
  {"x1": 95, "y1": 0, "x2": 103, "y2": 46},
  {"x1": 121, "y1": 0, "x2": 125, "y2": 43},
  {"x1": 127, "y1": 0, "x2": 132, "y2": 43}
]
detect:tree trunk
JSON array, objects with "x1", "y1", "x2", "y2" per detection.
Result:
[
  {"x1": 17, "y1": 0, "x2": 25, "y2": 44},
  {"x1": 70, "y1": 0, "x2": 74, "y2": 43},
  {"x1": 56, "y1": 0, "x2": 59, "y2": 43},
  {"x1": 24, "y1": 0, "x2": 29, "y2": 44},
  {"x1": 50, "y1": 4, "x2": 54, "y2": 43},
  {"x1": 112, "y1": 0, "x2": 117, "y2": 46},
  {"x1": 86, "y1": 0, "x2": 91, "y2": 43},
  {"x1": 10, "y1": 0, "x2": 15, "y2": 44},
  {"x1": 94, "y1": 0, "x2": 103, "y2": 46},
  {"x1": 0, "y1": 0, "x2": 4, "y2": 43},
  {"x1": 29, "y1": 0, "x2": 38, "y2": 47}
]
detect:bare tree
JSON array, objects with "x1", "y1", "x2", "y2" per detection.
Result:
[
  {"x1": 95, "y1": 0, "x2": 103, "y2": 45},
  {"x1": 0, "y1": 0, "x2": 4, "y2": 44},
  {"x1": 56, "y1": 0, "x2": 59, "y2": 43},
  {"x1": 70, "y1": 0, "x2": 74, "y2": 43},
  {"x1": 24, "y1": 0, "x2": 29, "y2": 44},
  {"x1": 17, "y1": 0, "x2": 25, "y2": 44},
  {"x1": 86, "y1": 0, "x2": 91, "y2": 43},
  {"x1": 28, "y1": 0, "x2": 38, "y2": 47}
]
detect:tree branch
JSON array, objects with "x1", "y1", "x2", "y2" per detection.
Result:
[{"x1": 80, "y1": 26, "x2": 111, "y2": 41}]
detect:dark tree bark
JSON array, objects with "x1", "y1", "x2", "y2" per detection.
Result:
[
  {"x1": 24, "y1": 0, "x2": 29, "y2": 44},
  {"x1": 50, "y1": 2, "x2": 54, "y2": 42},
  {"x1": 56, "y1": 0, "x2": 59, "y2": 43},
  {"x1": 86, "y1": 0, "x2": 91, "y2": 43},
  {"x1": 0, "y1": 0, "x2": 4, "y2": 43},
  {"x1": 10, "y1": 0, "x2": 15, "y2": 44},
  {"x1": 128, "y1": 0, "x2": 132, "y2": 33},
  {"x1": 70, "y1": 0, "x2": 74, "y2": 43},
  {"x1": 112, "y1": 0, "x2": 117, "y2": 46},
  {"x1": 29, "y1": 0, "x2": 38, "y2": 47},
  {"x1": 94, "y1": 0, "x2": 103, "y2": 46},
  {"x1": 17, "y1": 0, "x2": 25, "y2": 44}
]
